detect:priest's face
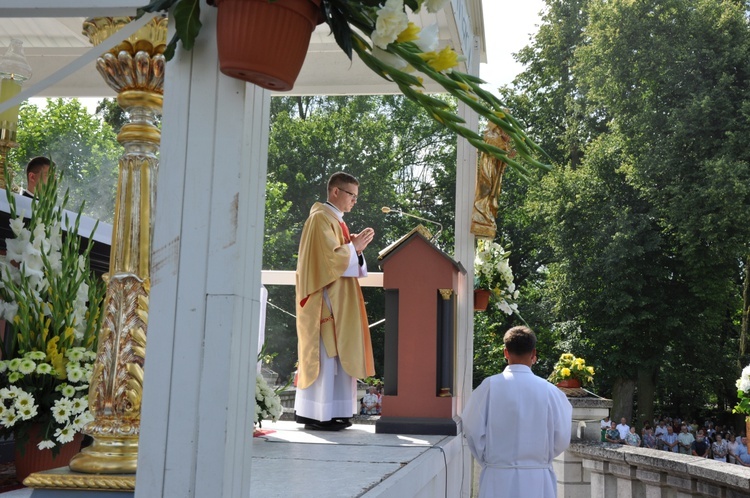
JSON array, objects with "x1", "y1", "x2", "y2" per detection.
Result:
[{"x1": 330, "y1": 183, "x2": 359, "y2": 213}]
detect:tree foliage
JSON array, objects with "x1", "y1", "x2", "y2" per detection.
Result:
[
  {"x1": 10, "y1": 98, "x2": 120, "y2": 223},
  {"x1": 495, "y1": 0, "x2": 750, "y2": 427},
  {"x1": 262, "y1": 95, "x2": 456, "y2": 382}
]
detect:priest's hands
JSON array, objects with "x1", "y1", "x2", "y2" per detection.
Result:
[{"x1": 351, "y1": 227, "x2": 375, "y2": 253}]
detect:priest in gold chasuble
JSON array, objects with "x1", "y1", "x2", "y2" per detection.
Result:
[{"x1": 294, "y1": 172, "x2": 375, "y2": 431}]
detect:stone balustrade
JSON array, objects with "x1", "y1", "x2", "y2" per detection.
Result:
[{"x1": 556, "y1": 440, "x2": 750, "y2": 498}]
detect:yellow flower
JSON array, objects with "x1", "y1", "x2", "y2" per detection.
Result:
[
  {"x1": 560, "y1": 353, "x2": 575, "y2": 361},
  {"x1": 587, "y1": 366, "x2": 595, "y2": 375},
  {"x1": 561, "y1": 368, "x2": 571, "y2": 378},
  {"x1": 419, "y1": 46, "x2": 460, "y2": 73},
  {"x1": 397, "y1": 22, "x2": 420, "y2": 43},
  {"x1": 46, "y1": 337, "x2": 67, "y2": 380}
]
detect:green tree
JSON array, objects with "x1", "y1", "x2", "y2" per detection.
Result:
[
  {"x1": 498, "y1": 0, "x2": 750, "y2": 427},
  {"x1": 262, "y1": 95, "x2": 456, "y2": 382},
  {"x1": 10, "y1": 98, "x2": 121, "y2": 223}
]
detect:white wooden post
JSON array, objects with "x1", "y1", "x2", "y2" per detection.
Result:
[
  {"x1": 455, "y1": 34, "x2": 481, "y2": 498},
  {"x1": 135, "y1": 8, "x2": 268, "y2": 497}
]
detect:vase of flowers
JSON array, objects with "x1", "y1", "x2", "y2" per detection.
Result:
[
  {"x1": 733, "y1": 364, "x2": 750, "y2": 452},
  {"x1": 474, "y1": 239, "x2": 519, "y2": 315},
  {"x1": 547, "y1": 353, "x2": 595, "y2": 389},
  {"x1": 254, "y1": 374, "x2": 283, "y2": 430},
  {"x1": 0, "y1": 171, "x2": 105, "y2": 478}
]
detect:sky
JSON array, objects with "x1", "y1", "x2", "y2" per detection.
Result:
[{"x1": 478, "y1": 0, "x2": 545, "y2": 91}]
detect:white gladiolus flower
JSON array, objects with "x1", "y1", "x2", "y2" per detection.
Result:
[
  {"x1": 424, "y1": 0, "x2": 449, "y2": 13},
  {"x1": 371, "y1": 0, "x2": 409, "y2": 50},
  {"x1": 372, "y1": 47, "x2": 408, "y2": 70},
  {"x1": 414, "y1": 23, "x2": 439, "y2": 53},
  {"x1": 9, "y1": 217, "x2": 24, "y2": 237}
]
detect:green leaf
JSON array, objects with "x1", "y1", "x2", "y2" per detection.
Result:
[{"x1": 172, "y1": 0, "x2": 202, "y2": 52}]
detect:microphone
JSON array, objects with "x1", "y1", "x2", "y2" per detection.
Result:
[{"x1": 381, "y1": 206, "x2": 443, "y2": 243}]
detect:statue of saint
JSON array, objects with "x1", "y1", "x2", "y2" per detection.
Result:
[{"x1": 470, "y1": 122, "x2": 516, "y2": 239}]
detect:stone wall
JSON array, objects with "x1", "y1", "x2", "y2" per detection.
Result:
[{"x1": 559, "y1": 441, "x2": 750, "y2": 498}]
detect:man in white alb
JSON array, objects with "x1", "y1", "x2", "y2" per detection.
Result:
[{"x1": 462, "y1": 326, "x2": 572, "y2": 497}]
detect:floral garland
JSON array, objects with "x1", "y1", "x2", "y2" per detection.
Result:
[
  {"x1": 138, "y1": 0, "x2": 552, "y2": 176},
  {"x1": 0, "y1": 172, "x2": 105, "y2": 452},
  {"x1": 474, "y1": 239, "x2": 519, "y2": 315}
]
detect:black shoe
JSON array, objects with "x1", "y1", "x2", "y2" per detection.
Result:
[
  {"x1": 333, "y1": 418, "x2": 353, "y2": 427},
  {"x1": 304, "y1": 420, "x2": 348, "y2": 431}
]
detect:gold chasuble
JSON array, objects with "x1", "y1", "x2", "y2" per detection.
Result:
[{"x1": 296, "y1": 202, "x2": 375, "y2": 389}]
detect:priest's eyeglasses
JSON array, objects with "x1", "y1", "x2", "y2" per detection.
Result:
[{"x1": 337, "y1": 187, "x2": 358, "y2": 201}]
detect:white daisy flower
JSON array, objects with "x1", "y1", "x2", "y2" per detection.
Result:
[
  {"x1": 36, "y1": 363, "x2": 53, "y2": 375},
  {"x1": 54, "y1": 425, "x2": 75, "y2": 444},
  {"x1": 18, "y1": 358, "x2": 36, "y2": 375},
  {"x1": 61, "y1": 385, "x2": 76, "y2": 398},
  {"x1": 27, "y1": 351, "x2": 46, "y2": 361},
  {"x1": 37, "y1": 440, "x2": 55, "y2": 450}
]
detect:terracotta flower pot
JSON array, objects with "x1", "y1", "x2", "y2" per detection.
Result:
[
  {"x1": 474, "y1": 289, "x2": 491, "y2": 311},
  {"x1": 14, "y1": 424, "x2": 84, "y2": 483},
  {"x1": 555, "y1": 379, "x2": 581, "y2": 389},
  {"x1": 214, "y1": 0, "x2": 323, "y2": 91}
]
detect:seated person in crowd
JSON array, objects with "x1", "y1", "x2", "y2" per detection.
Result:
[
  {"x1": 625, "y1": 426, "x2": 641, "y2": 447},
  {"x1": 691, "y1": 429, "x2": 710, "y2": 458},
  {"x1": 605, "y1": 421, "x2": 622, "y2": 444}
]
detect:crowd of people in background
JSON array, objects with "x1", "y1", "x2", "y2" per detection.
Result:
[{"x1": 601, "y1": 415, "x2": 750, "y2": 465}]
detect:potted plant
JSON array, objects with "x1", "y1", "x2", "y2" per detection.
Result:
[
  {"x1": 547, "y1": 353, "x2": 595, "y2": 389},
  {"x1": 136, "y1": 0, "x2": 552, "y2": 172},
  {"x1": 0, "y1": 171, "x2": 106, "y2": 480},
  {"x1": 473, "y1": 239, "x2": 519, "y2": 314},
  {"x1": 733, "y1": 364, "x2": 750, "y2": 451}
]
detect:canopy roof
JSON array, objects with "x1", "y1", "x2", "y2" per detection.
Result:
[{"x1": 0, "y1": 1, "x2": 486, "y2": 98}]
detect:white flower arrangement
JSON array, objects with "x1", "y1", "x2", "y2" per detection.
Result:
[
  {"x1": 0, "y1": 171, "x2": 105, "y2": 453},
  {"x1": 474, "y1": 239, "x2": 519, "y2": 315},
  {"x1": 734, "y1": 364, "x2": 750, "y2": 415},
  {"x1": 0, "y1": 348, "x2": 96, "y2": 450},
  {"x1": 254, "y1": 375, "x2": 283, "y2": 428}
]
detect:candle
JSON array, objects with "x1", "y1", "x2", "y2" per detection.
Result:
[{"x1": 0, "y1": 77, "x2": 21, "y2": 127}]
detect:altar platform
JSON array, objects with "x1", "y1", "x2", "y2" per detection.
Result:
[{"x1": 2, "y1": 421, "x2": 468, "y2": 497}]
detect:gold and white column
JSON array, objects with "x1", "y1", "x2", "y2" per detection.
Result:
[
  {"x1": 67, "y1": 16, "x2": 167, "y2": 475},
  {"x1": 0, "y1": 39, "x2": 32, "y2": 190}
]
